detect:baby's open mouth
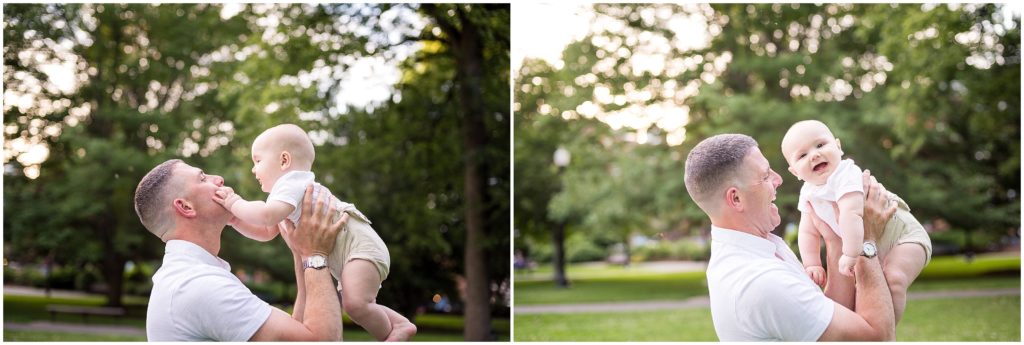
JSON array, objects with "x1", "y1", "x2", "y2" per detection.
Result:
[{"x1": 813, "y1": 161, "x2": 828, "y2": 173}]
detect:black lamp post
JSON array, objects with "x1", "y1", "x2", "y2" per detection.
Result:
[{"x1": 552, "y1": 147, "x2": 571, "y2": 288}]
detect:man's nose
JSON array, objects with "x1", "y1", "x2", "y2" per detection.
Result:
[
  {"x1": 213, "y1": 175, "x2": 224, "y2": 187},
  {"x1": 772, "y1": 170, "x2": 783, "y2": 187}
]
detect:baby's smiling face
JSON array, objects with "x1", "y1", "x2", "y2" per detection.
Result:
[
  {"x1": 250, "y1": 133, "x2": 286, "y2": 193},
  {"x1": 781, "y1": 120, "x2": 844, "y2": 186}
]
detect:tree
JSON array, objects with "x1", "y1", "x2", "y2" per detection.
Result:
[
  {"x1": 4, "y1": 4, "x2": 251, "y2": 306},
  {"x1": 419, "y1": 4, "x2": 509, "y2": 340},
  {"x1": 514, "y1": 3, "x2": 1020, "y2": 269}
]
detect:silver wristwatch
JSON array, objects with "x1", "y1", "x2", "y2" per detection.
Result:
[
  {"x1": 861, "y1": 242, "x2": 878, "y2": 258},
  {"x1": 303, "y1": 254, "x2": 328, "y2": 270}
]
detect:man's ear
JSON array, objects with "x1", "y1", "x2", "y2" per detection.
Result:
[
  {"x1": 724, "y1": 186, "x2": 743, "y2": 212},
  {"x1": 280, "y1": 151, "x2": 292, "y2": 170},
  {"x1": 788, "y1": 166, "x2": 801, "y2": 181},
  {"x1": 173, "y1": 199, "x2": 197, "y2": 218}
]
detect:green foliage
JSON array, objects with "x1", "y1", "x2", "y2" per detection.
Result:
[
  {"x1": 4, "y1": 4, "x2": 510, "y2": 328},
  {"x1": 514, "y1": 4, "x2": 1020, "y2": 263},
  {"x1": 633, "y1": 239, "x2": 710, "y2": 262}
]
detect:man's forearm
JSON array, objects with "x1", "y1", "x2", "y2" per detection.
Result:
[
  {"x1": 301, "y1": 268, "x2": 341, "y2": 340},
  {"x1": 291, "y1": 254, "x2": 307, "y2": 322},
  {"x1": 853, "y1": 255, "x2": 895, "y2": 340}
]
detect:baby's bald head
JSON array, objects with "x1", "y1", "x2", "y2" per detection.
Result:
[{"x1": 253, "y1": 124, "x2": 315, "y2": 171}]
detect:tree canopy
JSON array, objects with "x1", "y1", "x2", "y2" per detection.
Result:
[
  {"x1": 514, "y1": 4, "x2": 1020, "y2": 263},
  {"x1": 4, "y1": 4, "x2": 509, "y2": 338}
]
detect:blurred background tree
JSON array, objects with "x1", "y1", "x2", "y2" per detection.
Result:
[
  {"x1": 514, "y1": 4, "x2": 1019, "y2": 272},
  {"x1": 4, "y1": 3, "x2": 509, "y2": 339}
]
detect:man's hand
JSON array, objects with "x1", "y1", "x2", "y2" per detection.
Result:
[
  {"x1": 279, "y1": 184, "x2": 348, "y2": 258},
  {"x1": 861, "y1": 170, "x2": 897, "y2": 242},
  {"x1": 805, "y1": 265, "x2": 826, "y2": 287},
  {"x1": 838, "y1": 255, "x2": 856, "y2": 277},
  {"x1": 213, "y1": 186, "x2": 241, "y2": 211}
]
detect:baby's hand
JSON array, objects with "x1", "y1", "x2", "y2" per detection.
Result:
[
  {"x1": 213, "y1": 186, "x2": 241, "y2": 210},
  {"x1": 805, "y1": 265, "x2": 826, "y2": 287},
  {"x1": 838, "y1": 255, "x2": 857, "y2": 277}
]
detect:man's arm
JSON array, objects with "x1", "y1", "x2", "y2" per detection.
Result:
[
  {"x1": 818, "y1": 170, "x2": 898, "y2": 341},
  {"x1": 249, "y1": 185, "x2": 348, "y2": 341},
  {"x1": 279, "y1": 222, "x2": 308, "y2": 322}
]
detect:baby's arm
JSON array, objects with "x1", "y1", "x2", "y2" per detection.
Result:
[
  {"x1": 229, "y1": 217, "x2": 281, "y2": 242},
  {"x1": 214, "y1": 186, "x2": 294, "y2": 227},
  {"x1": 797, "y1": 212, "x2": 826, "y2": 287},
  {"x1": 836, "y1": 192, "x2": 865, "y2": 276}
]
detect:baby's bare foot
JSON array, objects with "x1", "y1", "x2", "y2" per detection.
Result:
[{"x1": 384, "y1": 321, "x2": 417, "y2": 342}]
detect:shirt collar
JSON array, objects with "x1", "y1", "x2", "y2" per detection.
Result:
[
  {"x1": 165, "y1": 240, "x2": 231, "y2": 271},
  {"x1": 710, "y1": 225, "x2": 779, "y2": 259}
]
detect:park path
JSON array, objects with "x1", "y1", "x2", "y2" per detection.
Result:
[{"x1": 514, "y1": 288, "x2": 1021, "y2": 314}]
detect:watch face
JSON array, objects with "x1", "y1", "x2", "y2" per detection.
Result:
[
  {"x1": 864, "y1": 243, "x2": 877, "y2": 256},
  {"x1": 306, "y1": 255, "x2": 327, "y2": 268}
]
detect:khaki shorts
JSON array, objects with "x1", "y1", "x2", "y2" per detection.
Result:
[
  {"x1": 327, "y1": 211, "x2": 391, "y2": 291},
  {"x1": 877, "y1": 194, "x2": 932, "y2": 264}
]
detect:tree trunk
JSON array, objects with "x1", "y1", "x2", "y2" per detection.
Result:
[
  {"x1": 552, "y1": 223, "x2": 568, "y2": 287},
  {"x1": 423, "y1": 4, "x2": 493, "y2": 341},
  {"x1": 622, "y1": 233, "x2": 632, "y2": 267},
  {"x1": 101, "y1": 239, "x2": 125, "y2": 307}
]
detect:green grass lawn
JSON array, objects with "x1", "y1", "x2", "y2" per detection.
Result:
[
  {"x1": 515, "y1": 270, "x2": 708, "y2": 305},
  {"x1": 4, "y1": 294, "x2": 509, "y2": 341},
  {"x1": 3, "y1": 330, "x2": 146, "y2": 341},
  {"x1": 515, "y1": 253, "x2": 1020, "y2": 305},
  {"x1": 514, "y1": 295, "x2": 1021, "y2": 341}
]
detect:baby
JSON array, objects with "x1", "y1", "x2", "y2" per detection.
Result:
[
  {"x1": 212, "y1": 124, "x2": 416, "y2": 341},
  {"x1": 781, "y1": 120, "x2": 932, "y2": 323}
]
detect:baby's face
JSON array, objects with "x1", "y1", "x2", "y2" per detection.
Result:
[
  {"x1": 782, "y1": 123, "x2": 843, "y2": 185},
  {"x1": 251, "y1": 135, "x2": 285, "y2": 193}
]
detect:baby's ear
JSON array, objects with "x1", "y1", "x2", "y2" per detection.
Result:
[
  {"x1": 835, "y1": 138, "x2": 843, "y2": 153},
  {"x1": 279, "y1": 151, "x2": 291, "y2": 170},
  {"x1": 787, "y1": 166, "x2": 801, "y2": 181}
]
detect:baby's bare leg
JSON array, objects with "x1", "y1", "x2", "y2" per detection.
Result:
[
  {"x1": 883, "y1": 243, "x2": 927, "y2": 324},
  {"x1": 341, "y1": 259, "x2": 391, "y2": 340}
]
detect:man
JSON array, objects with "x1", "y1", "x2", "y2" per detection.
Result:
[
  {"x1": 683, "y1": 134, "x2": 897, "y2": 341},
  {"x1": 134, "y1": 159, "x2": 348, "y2": 341}
]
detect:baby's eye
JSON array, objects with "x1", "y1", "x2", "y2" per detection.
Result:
[
  {"x1": 816, "y1": 143, "x2": 824, "y2": 148},
  {"x1": 798, "y1": 153, "x2": 806, "y2": 159}
]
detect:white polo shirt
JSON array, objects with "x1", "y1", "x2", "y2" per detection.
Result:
[
  {"x1": 147, "y1": 240, "x2": 273, "y2": 341},
  {"x1": 706, "y1": 226, "x2": 834, "y2": 341}
]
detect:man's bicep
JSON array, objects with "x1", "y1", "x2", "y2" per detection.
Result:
[
  {"x1": 818, "y1": 301, "x2": 873, "y2": 341},
  {"x1": 249, "y1": 307, "x2": 317, "y2": 341}
]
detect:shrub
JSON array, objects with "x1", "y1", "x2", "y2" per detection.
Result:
[{"x1": 634, "y1": 239, "x2": 710, "y2": 262}]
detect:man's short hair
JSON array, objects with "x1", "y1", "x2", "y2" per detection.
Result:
[
  {"x1": 134, "y1": 159, "x2": 182, "y2": 240},
  {"x1": 684, "y1": 134, "x2": 758, "y2": 214}
]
